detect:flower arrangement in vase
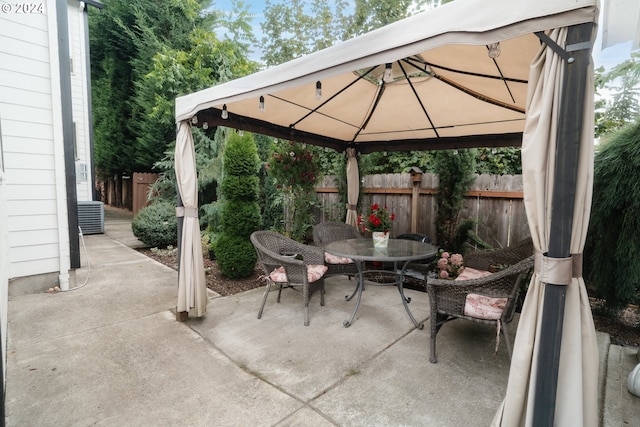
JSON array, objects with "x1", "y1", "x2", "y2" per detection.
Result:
[
  {"x1": 436, "y1": 251, "x2": 464, "y2": 279},
  {"x1": 358, "y1": 203, "x2": 395, "y2": 247}
]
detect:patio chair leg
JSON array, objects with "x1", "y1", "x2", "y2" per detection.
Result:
[
  {"x1": 257, "y1": 282, "x2": 272, "y2": 319},
  {"x1": 276, "y1": 283, "x2": 284, "y2": 303},
  {"x1": 429, "y1": 315, "x2": 447, "y2": 363},
  {"x1": 304, "y1": 302, "x2": 310, "y2": 326},
  {"x1": 430, "y1": 332, "x2": 438, "y2": 364},
  {"x1": 502, "y1": 323, "x2": 513, "y2": 359}
]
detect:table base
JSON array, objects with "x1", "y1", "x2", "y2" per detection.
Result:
[{"x1": 343, "y1": 261, "x2": 424, "y2": 329}]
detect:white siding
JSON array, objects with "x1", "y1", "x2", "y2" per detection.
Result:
[
  {"x1": 0, "y1": 92, "x2": 8, "y2": 396},
  {"x1": 0, "y1": 2, "x2": 64, "y2": 280}
]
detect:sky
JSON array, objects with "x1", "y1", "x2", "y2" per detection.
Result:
[{"x1": 211, "y1": 0, "x2": 636, "y2": 70}]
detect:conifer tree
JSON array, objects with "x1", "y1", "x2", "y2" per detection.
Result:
[
  {"x1": 216, "y1": 132, "x2": 262, "y2": 279},
  {"x1": 586, "y1": 121, "x2": 640, "y2": 310}
]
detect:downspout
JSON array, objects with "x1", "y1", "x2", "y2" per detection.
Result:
[
  {"x1": 54, "y1": 0, "x2": 81, "y2": 286},
  {"x1": 47, "y1": 0, "x2": 71, "y2": 290}
]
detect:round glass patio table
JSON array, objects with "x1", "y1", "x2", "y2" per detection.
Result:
[{"x1": 324, "y1": 238, "x2": 437, "y2": 328}]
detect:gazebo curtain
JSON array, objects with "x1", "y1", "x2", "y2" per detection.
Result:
[
  {"x1": 175, "y1": 121, "x2": 207, "y2": 317},
  {"x1": 345, "y1": 148, "x2": 359, "y2": 227},
  {"x1": 493, "y1": 27, "x2": 598, "y2": 426}
]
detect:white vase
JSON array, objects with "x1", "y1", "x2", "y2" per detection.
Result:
[{"x1": 372, "y1": 231, "x2": 390, "y2": 248}]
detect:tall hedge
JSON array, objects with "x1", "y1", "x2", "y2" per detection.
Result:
[
  {"x1": 216, "y1": 132, "x2": 262, "y2": 278},
  {"x1": 586, "y1": 121, "x2": 640, "y2": 310},
  {"x1": 433, "y1": 149, "x2": 477, "y2": 253}
]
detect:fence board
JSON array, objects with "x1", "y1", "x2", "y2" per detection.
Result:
[{"x1": 315, "y1": 172, "x2": 528, "y2": 249}]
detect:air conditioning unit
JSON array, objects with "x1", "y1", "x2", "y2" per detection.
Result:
[{"x1": 77, "y1": 201, "x2": 104, "y2": 234}]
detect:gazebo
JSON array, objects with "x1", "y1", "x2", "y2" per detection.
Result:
[{"x1": 174, "y1": 0, "x2": 600, "y2": 425}]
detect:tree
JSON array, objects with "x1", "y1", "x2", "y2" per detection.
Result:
[
  {"x1": 134, "y1": 29, "x2": 257, "y2": 172},
  {"x1": 260, "y1": 0, "x2": 350, "y2": 67},
  {"x1": 595, "y1": 52, "x2": 640, "y2": 138},
  {"x1": 345, "y1": 0, "x2": 429, "y2": 38},
  {"x1": 90, "y1": 0, "x2": 259, "y2": 179},
  {"x1": 433, "y1": 149, "x2": 477, "y2": 253},
  {"x1": 475, "y1": 147, "x2": 522, "y2": 175},
  {"x1": 216, "y1": 132, "x2": 262, "y2": 278},
  {"x1": 90, "y1": 0, "x2": 139, "y2": 177},
  {"x1": 254, "y1": 134, "x2": 282, "y2": 231},
  {"x1": 266, "y1": 141, "x2": 321, "y2": 242},
  {"x1": 90, "y1": 0, "x2": 216, "y2": 176},
  {"x1": 586, "y1": 120, "x2": 640, "y2": 310}
]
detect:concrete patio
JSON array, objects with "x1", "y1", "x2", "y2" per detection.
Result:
[{"x1": 4, "y1": 206, "x2": 638, "y2": 426}]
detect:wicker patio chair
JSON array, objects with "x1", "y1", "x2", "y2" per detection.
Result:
[
  {"x1": 312, "y1": 222, "x2": 364, "y2": 279},
  {"x1": 427, "y1": 238, "x2": 534, "y2": 363},
  {"x1": 250, "y1": 230, "x2": 328, "y2": 326}
]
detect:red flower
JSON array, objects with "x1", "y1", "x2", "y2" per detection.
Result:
[{"x1": 361, "y1": 203, "x2": 394, "y2": 232}]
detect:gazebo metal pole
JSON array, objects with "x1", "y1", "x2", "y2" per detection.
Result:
[
  {"x1": 175, "y1": 178, "x2": 187, "y2": 321},
  {"x1": 532, "y1": 22, "x2": 594, "y2": 426}
]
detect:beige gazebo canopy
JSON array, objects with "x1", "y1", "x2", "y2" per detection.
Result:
[
  {"x1": 174, "y1": 0, "x2": 600, "y2": 425},
  {"x1": 176, "y1": 0, "x2": 595, "y2": 153}
]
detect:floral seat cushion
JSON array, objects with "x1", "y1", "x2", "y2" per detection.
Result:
[
  {"x1": 463, "y1": 293, "x2": 508, "y2": 320},
  {"x1": 455, "y1": 267, "x2": 492, "y2": 281},
  {"x1": 324, "y1": 252, "x2": 354, "y2": 264},
  {"x1": 269, "y1": 265, "x2": 328, "y2": 283}
]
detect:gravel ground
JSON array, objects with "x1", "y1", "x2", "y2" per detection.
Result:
[{"x1": 137, "y1": 247, "x2": 263, "y2": 296}]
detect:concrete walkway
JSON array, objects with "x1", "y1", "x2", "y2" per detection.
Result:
[{"x1": 4, "y1": 205, "x2": 639, "y2": 426}]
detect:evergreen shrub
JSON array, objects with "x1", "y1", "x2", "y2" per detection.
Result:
[
  {"x1": 131, "y1": 201, "x2": 177, "y2": 248},
  {"x1": 586, "y1": 121, "x2": 640, "y2": 310},
  {"x1": 219, "y1": 175, "x2": 259, "y2": 201},
  {"x1": 216, "y1": 131, "x2": 262, "y2": 278},
  {"x1": 433, "y1": 149, "x2": 476, "y2": 253},
  {"x1": 215, "y1": 234, "x2": 257, "y2": 279},
  {"x1": 221, "y1": 201, "x2": 262, "y2": 236}
]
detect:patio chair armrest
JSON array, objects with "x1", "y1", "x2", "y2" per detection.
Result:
[
  {"x1": 464, "y1": 238, "x2": 534, "y2": 270},
  {"x1": 427, "y1": 255, "x2": 534, "y2": 313},
  {"x1": 295, "y1": 244, "x2": 325, "y2": 265}
]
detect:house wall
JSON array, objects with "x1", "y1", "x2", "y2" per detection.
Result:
[
  {"x1": 68, "y1": 0, "x2": 92, "y2": 202},
  {"x1": 0, "y1": 0, "x2": 71, "y2": 291},
  {"x1": 0, "y1": 118, "x2": 8, "y2": 404}
]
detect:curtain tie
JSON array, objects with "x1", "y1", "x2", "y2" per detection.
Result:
[
  {"x1": 175, "y1": 206, "x2": 198, "y2": 218},
  {"x1": 346, "y1": 204, "x2": 357, "y2": 210},
  {"x1": 535, "y1": 251, "x2": 583, "y2": 285}
]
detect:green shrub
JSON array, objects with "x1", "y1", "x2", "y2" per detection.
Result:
[
  {"x1": 132, "y1": 201, "x2": 177, "y2": 248},
  {"x1": 217, "y1": 131, "x2": 262, "y2": 278},
  {"x1": 214, "y1": 235, "x2": 257, "y2": 279},
  {"x1": 223, "y1": 137, "x2": 260, "y2": 175},
  {"x1": 586, "y1": 121, "x2": 640, "y2": 310},
  {"x1": 219, "y1": 175, "x2": 259, "y2": 201},
  {"x1": 221, "y1": 200, "x2": 262, "y2": 237},
  {"x1": 266, "y1": 141, "x2": 321, "y2": 242},
  {"x1": 434, "y1": 149, "x2": 476, "y2": 253},
  {"x1": 201, "y1": 201, "x2": 222, "y2": 232}
]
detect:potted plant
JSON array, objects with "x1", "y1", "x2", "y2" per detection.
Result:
[{"x1": 357, "y1": 203, "x2": 395, "y2": 248}]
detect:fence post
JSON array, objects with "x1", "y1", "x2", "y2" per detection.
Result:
[{"x1": 410, "y1": 168, "x2": 423, "y2": 233}]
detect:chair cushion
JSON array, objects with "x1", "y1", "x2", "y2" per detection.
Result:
[
  {"x1": 463, "y1": 293, "x2": 507, "y2": 320},
  {"x1": 324, "y1": 252, "x2": 354, "y2": 264},
  {"x1": 455, "y1": 267, "x2": 492, "y2": 281},
  {"x1": 269, "y1": 265, "x2": 328, "y2": 283}
]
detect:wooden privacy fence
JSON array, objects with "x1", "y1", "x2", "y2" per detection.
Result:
[
  {"x1": 315, "y1": 172, "x2": 529, "y2": 249},
  {"x1": 132, "y1": 172, "x2": 158, "y2": 216}
]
